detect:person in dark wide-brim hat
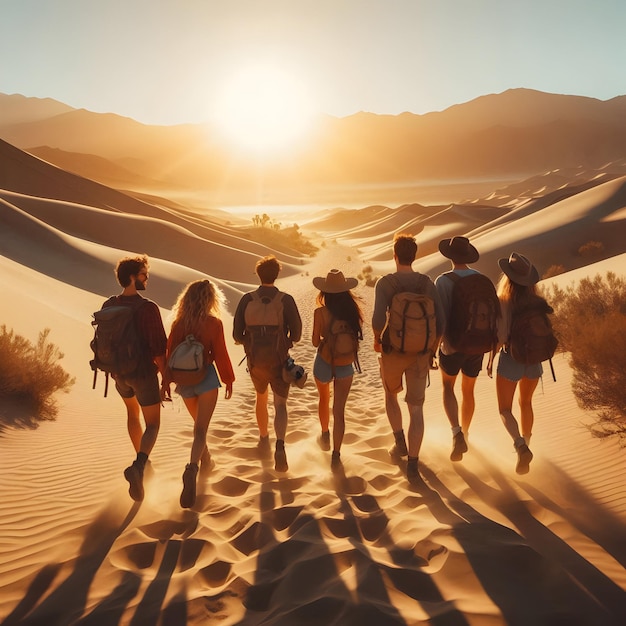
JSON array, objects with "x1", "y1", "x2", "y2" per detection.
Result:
[{"x1": 311, "y1": 268, "x2": 362, "y2": 470}]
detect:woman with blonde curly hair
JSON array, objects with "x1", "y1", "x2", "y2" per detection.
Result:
[{"x1": 165, "y1": 279, "x2": 234, "y2": 508}]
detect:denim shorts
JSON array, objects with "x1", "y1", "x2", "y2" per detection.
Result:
[
  {"x1": 313, "y1": 353, "x2": 354, "y2": 383},
  {"x1": 175, "y1": 364, "x2": 221, "y2": 398},
  {"x1": 496, "y1": 348, "x2": 543, "y2": 382}
]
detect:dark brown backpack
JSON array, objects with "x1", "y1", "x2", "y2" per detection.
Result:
[{"x1": 445, "y1": 272, "x2": 500, "y2": 355}]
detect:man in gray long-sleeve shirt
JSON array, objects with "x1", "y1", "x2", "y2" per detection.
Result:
[
  {"x1": 372, "y1": 234, "x2": 444, "y2": 480},
  {"x1": 233, "y1": 255, "x2": 302, "y2": 472}
]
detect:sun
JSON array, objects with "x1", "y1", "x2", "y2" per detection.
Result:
[{"x1": 211, "y1": 64, "x2": 315, "y2": 156}]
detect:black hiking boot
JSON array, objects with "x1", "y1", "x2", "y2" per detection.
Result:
[
  {"x1": 180, "y1": 463, "x2": 199, "y2": 508},
  {"x1": 124, "y1": 460, "x2": 144, "y2": 502}
]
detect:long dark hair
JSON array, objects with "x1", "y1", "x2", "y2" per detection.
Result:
[{"x1": 317, "y1": 290, "x2": 363, "y2": 339}]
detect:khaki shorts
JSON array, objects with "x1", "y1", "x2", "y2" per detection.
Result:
[
  {"x1": 379, "y1": 351, "x2": 430, "y2": 406},
  {"x1": 249, "y1": 362, "x2": 290, "y2": 398}
]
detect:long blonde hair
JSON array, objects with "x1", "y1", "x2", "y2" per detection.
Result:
[
  {"x1": 497, "y1": 273, "x2": 540, "y2": 328},
  {"x1": 170, "y1": 279, "x2": 224, "y2": 335}
]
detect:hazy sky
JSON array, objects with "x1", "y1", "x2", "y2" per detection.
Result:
[{"x1": 1, "y1": 0, "x2": 625, "y2": 126}]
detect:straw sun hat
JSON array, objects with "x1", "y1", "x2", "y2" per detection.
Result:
[
  {"x1": 498, "y1": 252, "x2": 539, "y2": 286},
  {"x1": 312, "y1": 269, "x2": 358, "y2": 293}
]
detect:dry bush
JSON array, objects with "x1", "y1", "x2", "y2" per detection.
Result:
[
  {"x1": 542, "y1": 264, "x2": 566, "y2": 279},
  {"x1": 546, "y1": 273, "x2": 626, "y2": 444},
  {"x1": 0, "y1": 326, "x2": 75, "y2": 428},
  {"x1": 578, "y1": 240, "x2": 604, "y2": 257},
  {"x1": 359, "y1": 264, "x2": 378, "y2": 287}
]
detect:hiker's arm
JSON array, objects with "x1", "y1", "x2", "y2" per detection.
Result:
[
  {"x1": 372, "y1": 277, "x2": 389, "y2": 352},
  {"x1": 284, "y1": 295, "x2": 302, "y2": 343},
  {"x1": 211, "y1": 319, "x2": 235, "y2": 386},
  {"x1": 312, "y1": 307, "x2": 323, "y2": 348},
  {"x1": 232, "y1": 295, "x2": 249, "y2": 344}
]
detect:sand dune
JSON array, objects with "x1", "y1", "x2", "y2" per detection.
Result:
[{"x1": 1, "y1": 142, "x2": 625, "y2": 625}]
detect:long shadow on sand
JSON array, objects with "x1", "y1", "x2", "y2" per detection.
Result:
[
  {"x1": 236, "y1": 467, "x2": 469, "y2": 626},
  {"x1": 420, "y1": 459, "x2": 626, "y2": 626},
  {"x1": 1, "y1": 501, "x2": 140, "y2": 626}
]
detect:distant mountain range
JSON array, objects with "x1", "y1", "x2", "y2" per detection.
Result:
[{"x1": 1, "y1": 89, "x2": 626, "y2": 198}]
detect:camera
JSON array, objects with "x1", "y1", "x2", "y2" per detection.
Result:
[{"x1": 283, "y1": 357, "x2": 307, "y2": 388}]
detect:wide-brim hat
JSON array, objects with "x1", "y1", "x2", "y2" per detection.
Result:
[
  {"x1": 313, "y1": 269, "x2": 358, "y2": 293},
  {"x1": 498, "y1": 252, "x2": 540, "y2": 286},
  {"x1": 438, "y1": 236, "x2": 479, "y2": 264}
]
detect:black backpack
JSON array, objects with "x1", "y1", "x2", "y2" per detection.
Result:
[
  {"x1": 445, "y1": 272, "x2": 500, "y2": 355},
  {"x1": 90, "y1": 297, "x2": 147, "y2": 396}
]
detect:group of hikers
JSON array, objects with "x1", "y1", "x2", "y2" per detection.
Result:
[{"x1": 90, "y1": 233, "x2": 556, "y2": 508}]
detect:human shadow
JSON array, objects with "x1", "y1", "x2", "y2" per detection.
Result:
[
  {"x1": 2, "y1": 501, "x2": 140, "y2": 626},
  {"x1": 519, "y1": 460, "x2": 626, "y2": 569},
  {"x1": 453, "y1": 456, "x2": 626, "y2": 624},
  {"x1": 128, "y1": 540, "x2": 182, "y2": 626},
  {"x1": 336, "y1": 490, "x2": 468, "y2": 626},
  {"x1": 74, "y1": 571, "x2": 142, "y2": 626},
  {"x1": 420, "y1": 458, "x2": 626, "y2": 626},
  {"x1": 235, "y1": 477, "x2": 356, "y2": 624}
]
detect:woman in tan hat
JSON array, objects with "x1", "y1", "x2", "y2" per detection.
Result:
[
  {"x1": 311, "y1": 269, "x2": 363, "y2": 469},
  {"x1": 494, "y1": 252, "x2": 552, "y2": 475}
]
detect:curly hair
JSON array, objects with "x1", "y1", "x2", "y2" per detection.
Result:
[
  {"x1": 170, "y1": 279, "x2": 224, "y2": 335},
  {"x1": 115, "y1": 254, "x2": 149, "y2": 287}
]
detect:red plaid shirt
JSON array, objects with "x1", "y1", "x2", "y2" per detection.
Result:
[{"x1": 104, "y1": 294, "x2": 167, "y2": 358}]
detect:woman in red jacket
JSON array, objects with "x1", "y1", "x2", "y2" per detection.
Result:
[{"x1": 165, "y1": 279, "x2": 234, "y2": 508}]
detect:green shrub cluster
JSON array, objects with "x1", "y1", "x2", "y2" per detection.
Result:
[
  {"x1": 0, "y1": 326, "x2": 75, "y2": 427},
  {"x1": 546, "y1": 273, "x2": 626, "y2": 444}
]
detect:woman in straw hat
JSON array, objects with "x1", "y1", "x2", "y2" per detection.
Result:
[
  {"x1": 312, "y1": 269, "x2": 363, "y2": 469},
  {"x1": 494, "y1": 252, "x2": 552, "y2": 475}
]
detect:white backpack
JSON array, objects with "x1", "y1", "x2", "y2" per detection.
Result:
[{"x1": 168, "y1": 334, "x2": 206, "y2": 385}]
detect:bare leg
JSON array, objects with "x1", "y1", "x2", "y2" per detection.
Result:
[
  {"x1": 183, "y1": 389, "x2": 218, "y2": 465},
  {"x1": 273, "y1": 393, "x2": 288, "y2": 442},
  {"x1": 315, "y1": 378, "x2": 331, "y2": 433},
  {"x1": 460, "y1": 374, "x2": 477, "y2": 434},
  {"x1": 518, "y1": 377, "x2": 539, "y2": 443},
  {"x1": 331, "y1": 375, "x2": 353, "y2": 453},
  {"x1": 406, "y1": 402, "x2": 425, "y2": 459},
  {"x1": 384, "y1": 389, "x2": 403, "y2": 433},
  {"x1": 122, "y1": 396, "x2": 143, "y2": 452},
  {"x1": 138, "y1": 403, "x2": 160, "y2": 456},
  {"x1": 496, "y1": 375, "x2": 522, "y2": 444},
  {"x1": 255, "y1": 389, "x2": 269, "y2": 438},
  {"x1": 441, "y1": 370, "x2": 460, "y2": 429}
]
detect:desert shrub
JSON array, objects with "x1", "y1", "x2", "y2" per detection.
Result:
[
  {"x1": 542, "y1": 264, "x2": 566, "y2": 279},
  {"x1": 0, "y1": 326, "x2": 75, "y2": 427},
  {"x1": 360, "y1": 264, "x2": 378, "y2": 287},
  {"x1": 546, "y1": 273, "x2": 626, "y2": 444},
  {"x1": 578, "y1": 240, "x2": 604, "y2": 257}
]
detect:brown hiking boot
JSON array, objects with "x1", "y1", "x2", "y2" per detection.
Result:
[
  {"x1": 257, "y1": 435, "x2": 271, "y2": 459},
  {"x1": 318, "y1": 430, "x2": 331, "y2": 451},
  {"x1": 515, "y1": 444, "x2": 533, "y2": 475},
  {"x1": 450, "y1": 432, "x2": 468, "y2": 462},
  {"x1": 406, "y1": 457, "x2": 420, "y2": 481}
]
